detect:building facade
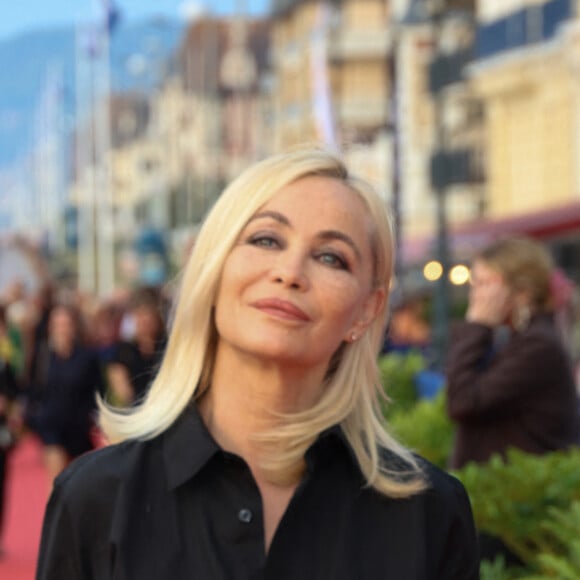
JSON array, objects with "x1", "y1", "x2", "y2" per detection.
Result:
[
  {"x1": 458, "y1": 0, "x2": 580, "y2": 280},
  {"x1": 271, "y1": 0, "x2": 394, "y2": 192}
]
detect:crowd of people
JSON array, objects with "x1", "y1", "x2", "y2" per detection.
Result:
[{"x1": 0, "y1": 278, "x2": 169, "y2": 555}]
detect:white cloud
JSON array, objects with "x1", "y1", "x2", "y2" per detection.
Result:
[{"x1": 178, "y1": 1, "x2": 209, "y2": 22}]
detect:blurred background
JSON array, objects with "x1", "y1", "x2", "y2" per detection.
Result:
[
  {"x1": 1, "y1": 0, "x2": 579, "y2": 366},
  {"x1": 2, "y1": 3, "x2": 580, "y2": 578}
]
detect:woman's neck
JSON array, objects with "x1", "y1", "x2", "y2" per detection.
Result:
[
  {"x1": 52, "y1": 340, "x2": 74, "y2": 358},
  {"x1": 201, "y1": 344, "x2": 327, "y2": 552},
  {"x1": 199, "y1": 344, "x2": 325, "y2": 467}
]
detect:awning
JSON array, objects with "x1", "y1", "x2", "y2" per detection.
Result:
[
  {"x1": 400, "y1": 200, "x2": 580, "y2": 266},
  {"x1": 454, "y1": 200, "x2": 580, "y2": 241}
]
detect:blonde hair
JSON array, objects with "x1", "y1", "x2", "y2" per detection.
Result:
[
  {"x1": 477, "y1": 236, "x2": 554, "y2": 312},
  {"x1": 99, "y1": 147, "x2": 426, "y2": 498}
]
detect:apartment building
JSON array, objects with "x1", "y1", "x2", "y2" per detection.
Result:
[
  {"x1": 169, "y1": 15, "x2": 271, "y2": 239},
  {"x1": 459, "y1": 0, "x2": 580, "y2": 279},
  {"x1": 470, "y1": 0, "x2": 577, "y2": 217},
  {"x1": 270, "y1": 0, "x2": 486, "y2": 273},
  {"x1": 271, "y1": 0, "x2": 394, "y2": 191},
  {"x1": 66, "y1": 15, "x2": 272, "y2": 292}
]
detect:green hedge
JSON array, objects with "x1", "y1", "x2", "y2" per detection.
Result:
[
  {"x1": 378, "y1": 351, "x2": 580, "y2": 579},
  {"x1": 378, "y1": 350, "x2": 424, "y2": 418},
  {"x1": 456, "y1": 449, "x2": 580, "y2": 579},
  {"x1": 378, "y1": 351, "x2": 454, "y2": 469},
  {"x1": 389, "y1": 391, "x2": 454, "y2": 469}
]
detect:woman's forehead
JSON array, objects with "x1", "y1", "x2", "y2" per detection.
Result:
[{"x1": 258, "y1": 176, "x2": 371, "y2": 226}]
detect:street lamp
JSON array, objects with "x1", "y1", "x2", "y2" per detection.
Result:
[{"x1": 400, "y1": 0, "x2": 453, "y2": 371}]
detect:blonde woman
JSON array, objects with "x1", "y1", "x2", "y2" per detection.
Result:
[{"x1": 37, "y1": 148, "x2": 478, "y2": 579}]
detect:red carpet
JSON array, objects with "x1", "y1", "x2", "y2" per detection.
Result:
[{"x1": 0, "y1": 434, "x2": 50, "y2": 580}]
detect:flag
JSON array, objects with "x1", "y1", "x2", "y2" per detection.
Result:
[
  {"x1": 80, "y1": 1, "x2": 121, "y2": 58},
  {"x1": 100, "y1": 0, "x2": 121, "y2": 34},
  {"x1": 310, "y1": 1, "x2": 339, "y2": 149}
]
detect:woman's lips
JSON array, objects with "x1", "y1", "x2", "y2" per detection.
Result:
[{"x1": 251, "y1": 298, "x2": 310, "y2": 321}]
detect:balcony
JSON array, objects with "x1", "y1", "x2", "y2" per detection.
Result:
[
  {"x1": 476, "y1": 0, "x2": 572, "y2": 60},
  {"x1": 430, "y1": 147, "x2": 485, "y2": 189},
  {"x1": 428, "y1": 46, "x2": 474, "y2": 94},
  {"x1": 272, "y1": 42, "x2": 302, "y2": 70},
  {"x1": 329, "y1": 29, "x2": 392, "y2": 60},
  {"x1": 336, "y1": 98, "x2": 388, "y2": 128}
]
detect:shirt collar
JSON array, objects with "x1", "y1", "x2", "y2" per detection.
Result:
[
  {"x1": 162, "y1": 403, "x2": 363, "y2": 490},
  {"x1": 304, "y1": 423, "x2": 363, "y2": 478},
  {"x1": 162, "y1": 403, "x2": 221, "y2": 490}
]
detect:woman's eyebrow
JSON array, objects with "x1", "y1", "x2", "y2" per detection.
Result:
[
  {"x1": 247, "y1": 210, "x2": 289, "y2": 226},
  {"x1": 318, "y1": 231, "x2": 362, "y2": 261},
  {"x1": 247, "y1": 211, "x2": 362, "y2": 260}
]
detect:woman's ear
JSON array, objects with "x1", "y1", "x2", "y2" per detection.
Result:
[{"x1": 345, "y1": 287, "x2": 387, "y2": 342}]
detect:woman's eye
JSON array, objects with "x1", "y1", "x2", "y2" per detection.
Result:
[
  {"x1": 248, "y1": 235, "x2": 279, "y2": 249},
  {"x1": 317, "y1": 252, "x2": 348, "y2": 270}
]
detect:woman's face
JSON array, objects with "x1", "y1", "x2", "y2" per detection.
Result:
[
  {"x1": 213, "y1": 175, "x2": 385, "y2": 373},
  {"x1": 49, "y1": 307, "x2": 77, "y2": 348},
  {"x1": 133, "y1": 305, "x2": 162, "y2": 339},
  {"x1": 470, "y1": 260, "x2": 504, "y2": 292},
  {"x1": 469, "y1": 259, "x2": 515, "y2": 322}
]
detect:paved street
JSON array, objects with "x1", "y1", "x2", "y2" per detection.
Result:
[{"x1": 0, "y1": 434, "x2": 50, "y2": 580}]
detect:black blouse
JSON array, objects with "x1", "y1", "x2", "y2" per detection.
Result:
[
  {"x1": 35, "y1": 346, "x2": 103, "y2": 425},
  {"x1": 36, "y1": 405, "x2": 479, "y2": 580}
]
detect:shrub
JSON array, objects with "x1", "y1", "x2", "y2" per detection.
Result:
[
  {"x1": 377, "y1": 350, "x2": 580, "y2": 578},
  {"x1": 388, "y1": 390, "x2": 454, "y2": 469},
  {"x1": 480, "y1": 556, "x2": 520, "y2": 580},
  {"x1": 454, "y1": 448, "x2": 580, "y2": 576},
  {"x1": 378, "y1": 351, "x2": 454, "y2": 469},
  {"x1": 378, "y1": 350, "x2": 424, "y2": 418}
]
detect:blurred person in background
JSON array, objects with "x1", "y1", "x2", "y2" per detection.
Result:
[
  {"x1": 445, "y1": 236, "x2": 580, "y2": 563},
  {"x1": 0, "y1": 305, "x2": 18, "y2": 557},
  {"x1": 88, "y1": 300, "x2": 123, "y2": 365},
  {"x1": 1, "y1": 279, "x2": 27, "y2": 379},
  {"x1": 105, "y1": 287, "x2": 167, "y2": 406},
  {"x1": 383, "y1": 293, "x2": 431, "y2": 354},
  {"x1": 37, "y1": 148, "x2": 478, "y2": 579},
  {"x1": 25, "y1": 284, "x2": 56, "y2": 394},
  {"x1": 26, "y1": 304, "x2": 104, "y2": 482}
]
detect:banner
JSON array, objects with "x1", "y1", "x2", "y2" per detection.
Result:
[{"x1": 310, "y1": 2, "x2": 339, "y2": 149}]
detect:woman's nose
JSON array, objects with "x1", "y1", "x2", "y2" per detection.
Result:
[{"x1": 271, "y1": 252, "x2": 309, "y2": 290}]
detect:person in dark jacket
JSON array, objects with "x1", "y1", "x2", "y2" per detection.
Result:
[
  {"x1": 37, "y1": 148, "x2": 479, "y2": 579},
  {"x1": 28, "y1": 304, "x2": 104, "y2": 482},
  {"x1": 0, "y1": 305, "x2": 18, "y2": 557},
  {"x1": 446, "y1": 236, "x2": 580, "y2": 562},
  {"x1": 106, "y1": 288, "x2": 167, "y2": 406}
]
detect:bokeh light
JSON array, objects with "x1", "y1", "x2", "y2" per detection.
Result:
[
  {"x1": 449, "y1": 264, "x2": 470, "y2": 286},
  {"x1": 423, "y1": 260, "x2": 443, "y2": 282}
]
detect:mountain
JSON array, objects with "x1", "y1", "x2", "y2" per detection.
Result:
[{"x1": 0, "y1": 18, "x2": 184, "y2": 170}]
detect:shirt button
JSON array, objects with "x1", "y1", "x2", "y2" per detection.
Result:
[{"x1": 238, "y1": 508, "x2": 253, "y2": 524}]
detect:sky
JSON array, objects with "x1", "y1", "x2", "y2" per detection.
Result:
[{"x1": 0, "y1": 0, "x2": 271, "y2": 41}]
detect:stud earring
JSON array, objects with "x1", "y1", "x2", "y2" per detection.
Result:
[{"x1": 350, "y1": 332, "x2": 357, "y2": 342}]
